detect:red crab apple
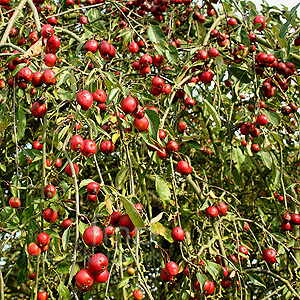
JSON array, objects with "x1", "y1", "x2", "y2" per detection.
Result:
[
  {"x1": 9, "y1": 197, "x2": 21, "y2": 208},
  {"x1": 119, "y1": 214, "x2": 135, "y2": 232},
  {"x1": 62, "y1": 219, "x2": 73, "y2": 229},
  {"x1": 133, "y1": 290, "x2": 144, "y2": 300},
  {"x1": 206, "y1": 206, "x2": 218, "y2": 218},
  {"x1": 93, "y1": 89, "x2": 107, "y2": 103},
  {"x1": 291, "y1": 214, "x2": 300, "y2": 225},
  {"x1": 31, "y1": 102, "x2": 47, "y2": 118},
  {"x1": 104, "y1": 225, "x2": 115, "y2": 237},
  {"x1": 134, "y1": 117, "x2": 149, "y2": 131},
  {"x1": 75, "y1": 269, "x2": 94, "y2": 291},
  {"x1": 76, "y1": 90, "x2": 93, "y2": 111},
  {"x1": 110, "y1": 211, "x2": 122, "y2": 227},
  {"x1": 70, "y1": 135, "x2": 84, "y2": 152},
  {"x1": 84, "y1": 40, "x2": 98, "y2": 53},
  {"x1": 100, "y1": 140, "x2": 115, "y2": 155},
  {"x1": 54, "y1": 158, "x2": 62, "y2": 168},
  {"x1": 27, "y1": 242, "x2": 41, "y2": 256},
  {"x1": 176, "y1": 161, "x2": 192, "y2": 175},
  {"x1": 165, "y1": 261, "x2": 179, "y2": 276},
  {"x1": 121, "y1": 97, "x2": 137, "y2": 113},
  {"x1": 37, "y1": 291, "x2": 48, "y2": 300},
  {"x1": 81, "y1": 139, "x2": 97, "y2": 157},
  {"x1": 44, "y1": 184, "x2": 56, "y2": 198},
  {"x1": 36, "y1": 232, "x2": 50, "y2": 247},
  {"x1": 42, "y1": 69, "x2": 57, "y2": 85},
  {"x1": 28, "y1": 272, "x2": 36, "y2": 280},
  {"x1": 94, "y1": 269, "x2": 109, "y2": 283},
  {"x1": 64, "y1": 163, "x2": 79, "y2": 177},
  {"x1": 87, "y1": 194, "x2": 97, "y2": 203},
  {"x1": 254, "y1": 15, "x2": 266, "y2": 31},
  {"x1": 43, "y1": 208, "x2": 58, "y2": 223},
  {"x1": 262, "y1": 249, "x2": 277, "y2": 263},
  {"x1": 83, "y1": 226, "x2": 103, "y2": 247},
  {"x1": 160, "y1": 268, "x2": 174, "y2": 282},
  {"x1": 216, "y1": 202, "x2": 228, "y2": 216},
  {"x1": 87, "y1": 182, "x2": 100, "y2": 195},
  {"x1": 256, "y1": 114, "x2": 268, "y2": 125},
  {"x1": 166, "y1": 141, "x2": 179, "y2": 152},
  {"x1": 88, "y1": 253, "x2": 108, "y2": 274},
  {"x1": 171, "y1": 227, "x2": 185, "y2": 242},
  {"x1": 32, "y1": 140, "x2": 42, "y2": 150},
  {"x1": 44, "y1": 53, "x2": 57, "y2": 67},
  {"x1": 129, "y1": 42, "x2": 139, "y2": 53},
  {"x1": 204, "y1": 280, "x2": 215, "y2": 295}
]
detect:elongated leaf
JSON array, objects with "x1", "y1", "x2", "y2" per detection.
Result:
[
  {"x1": 145, "y1": 109, "x2": 160, "y2": 140},
  {"x1": 248, "y1": 274, "x2": 266, "y2": 287},
  {"x1": 62, "y1": 228, "x2": 70, "y2": 251},
  {"x1": 147, "y1": 25, "x2": 166, "y2": 44},
  {"x1": 151, "y1": 222, "x2": 167, "y2": 237},
  {"x1": 262, "y1": 110, "x2": 281, "y2": 127},
  {"x1": 115, "y1": 166, "x2": 129, "y2": 190},
  {"x1": 196, "y1": 272, "x2": 207, "y2": 292},
  {"x1": 206, "y1": 261, "x2": 223, "y2": 280},
  {"x1": 150, "y1": 212, "x2": 164, "y2": 225},
  {"x1": 79, "y1": 179, "x2": 95, "y2": 189},
  {"x1": 107, "y1": 88, "x2": 119, "y2": 105},
  {"x1": 57, "y1": 262, "x2": 70, "y2": 274},
  {"x1": 202, "y1": 98, "x2": 221, "y2": 130},
  {"x1": 155, "y1": 175, "x2": 171, "y2": 207},
  {"x1": 118, "y1": 277, "x2": 130, "y2": 289},
  {"x1": 58, "y1": 283, "x2": 70, "y2": 299},
  {"x1": 279, "y1": 3, "x2": 300, "y2": 38},
  {"x1": 120, "y1": 196, "x2": 145, "y2": 229},
  {"x1": 17, "y1": 106, "x2": 26, "y2": 140},
  {"x1": 261, "y1": 151, "x2": 272, "y2": 169}
]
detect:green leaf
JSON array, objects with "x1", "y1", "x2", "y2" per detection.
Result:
[
  {"x1": 151, "y1": 222, "x2": 167, "y2": 237},
  {"x1": 196, "y1": 272, "x2": 207, "y2": 292},
  {"x1": 58, "y1": 283, "x2": 71, "y2": 299},
  {"x1": 279, "y1": 3, "x2": 300, "y2": 38},
  {"x1": 165, "y1": 44, "x2": 178, "y2": 63},
  {"x1": 262, "y1": 109, "x2": 281, "y2": 127},
  {"x1": 155, "y1": 175, "x2": 171, "y2": 207},
  {"x1": 248, "y1": 273, "x2": 266, "y2": 287},
  {"x1": 261, "y1": 151, "x2": 272, "y2": 169},
  {"x1": 1, "y1": 206, "x2": 12, "y2": 222},
  {"x1": 117, "y1": 277, "x2": 130, "y2": 289},
  {"x1": 115, "y1": 166, "x2": 129, "y2": 190},
  {"x1": 7, "y1": 52, "x2": 22, "y2": 63},
  {"x1": 202, "y1": 98, "x2": 221, "y2": 130},
  {"x1": 241, "y1": 26, "x2": 250, "y2": 47},
  {"x1": 17, "y1": 106, "x2": 26, "y2": 140},
  {"x1": 57, "y1": 262, "x2": 70, "y2": 274},
  {"x1": 12, "y1": 63, "x2": 27, "y2": 76},
  {"x1": 184, "y1": 84, "x2": 192, "y2": 99},
  {"x1": 147, "y1": 25, "x2": 166, "y2": 44},
  {"x1": 45, "y1": 229, "x2": 61, "y2": 239},
  {"x1": 62, "y1": 228, "x2": 70, "y2": 252},
  {"x1": 0, "y1": 163, "x2": 6, "y2": 172},
  {"x1": 145, "y1": 109, "x2": 160, "y2": 140},
  {"x1": 186, "y1": 140, "x2": 202, "y2": 149},
  {"x1": 87, "y1": 119, "x2": 98, "y2": 136},
  {"x1": 107, "y1": 88, "x2": 119, "y2": 105},
  {"x1": 79, "y1": 221, "x2": 89, "y2": 236},
  {"x1": 206, "y1": 261, "x2": 223, "y2": 280},
  {"x1": 120, "y1": 196, "x2": 145, "y2": 229}
]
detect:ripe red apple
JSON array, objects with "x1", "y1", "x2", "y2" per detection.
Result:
[
  {"x1": 200, "y1": 70, "x2": 214, "y2": 83},
  {"x1": 36, "y1": 232, "x2": 50, "y2": 247},
  {"x1": 157, "y1": 148, "x2": 168, "y2": 159},
  {"x1": 256, "y1": 114, "x2": 268, "y2": 125},
  {"x1": 133, "y1": 290, "x2": 144, "y2": 300},
  {"x1": 178, "y1": 121, "x2": 187, "y2": 133},
  {"x1": 41, "y1": 24, "x2": 54, "y2": 38},
  {"x1": 54, "y1": 158, "x2": 62, "y2": 168},
  {"x1": 94, "y1": 269, "x2": 109, "y2": 283},
  {"x1": 216, "y1": 202, "x2": 227, "y2": 216},
  {"x1": 251, "y1": 144, "x2": 260, "y2": 153},
  {"x1": 87, "y1": 182, "x2": 100, "y2": 195},
  {"x1": 140, "y1": 54, "x2": 153, "y2": 66},
  {"x1": 171, "y1": 227, "x2": 185, "y2": 242},
  {"x1": 83, "y1": 226, "x2": 103, "y2": 247},
  {"x1": 197, "y1": 49, "x2": 208, "y2": 61},
  {"x1": 254, "y1": 15, "x2": 266, "y2": 31},
  {"x1": 75, "y1": 269, "x2": 94, "y2": 291},
  {"x1": 134, "y1": 117, "x2": 149, "y2": 131},
  {"x1": 166, "y1": 141, "x2": 178, "y2": 152},
  {"x1": 87, "y1": 194, "x2": 97, "y2": 203},
  {"x1": 104, "y1": 225, "x2": 115, "y2": 237},
  {"x1": 81, "y1": 139, "x2": 97, "y2": 157},
  {"x1": 110, "y1": 211, "x2": 123, "y2": 227},
  {"x1": 206, "y1": 206, "x2": 218, "y2": 218},
  {"x1": 43, "y1": 208, "x2": 58, "y2": 223},
  {"x1": 152, "y1": 77, "x2": 164, "y2": 90},
  {"x1": 121, "y1": 97, "x2": 137, "y2": 113},
  {"x1": 37, "y1": 291, "x2": 48, "y2": 300},
  {"x1": 62, "y1": 219, "x2": 73, "y2": 229},
  {"x1": 165, "y1": 261, "x2": 179, "y2": 276},
  {"x1": 88, "y1": 253, "x2": 108, "y2": 274},
  {"x1": 262, "y1": 249, "x2": 277, "y2": 263},
  {"x1": 80, "y1": 15, "x2": 88, "y2": 25},
  {"x1": 99, "y1": 41, "x2": 116, "y2": 60},
  {"x1": 239, "y1": 245, "x2": 249, "y2": 257},
  {"x1": 65, "y1": 162, "x2": 79, "y2": 177},
  {"x1": 176, "y1": 161, "x2": 192, "y2": 175},
  {"x1": 44, "y1": 53, "x2": 57, "y2": 67},
  {"x1": 222, "y1": 266, "x2": 229, "y2": 277},
  {"x1": 27, "y1": 242, "x2": 41, "y2": 256},
  {"x1": 93, "y1": 89, "x2": 107, "y2": 103},
  {"x1": 84, "y1": 40, "x2": 98, "y2": 53},
  {"x1": 291, "y1": 214, "x2": 300, "y2": 225},
  {"x1": 76, "y1": 90, "x2": 93, "y2": 111},
  {"x1": 160, "y1": 267, "x2": 174, "y2": 282},
  {"x1": 119, "y1": 214, "x2": 135, "y2": 232},
  {"x1": 129, "y1": 42, "x2": 139, "y2": 53},
  {"x1": 28, "y1": 272, "x2": 36, "y2": 280},
  {"x1": 70, "y1": 135, "x2": 84, "y2": 152},
  {"x1": 44, "y1": 184, "x2": 56, "y2": 198},
  {"x1": 228, "y1": 17, "x2": 237, "y2": 26},
  {"x1": 9, "y1": 197, "x2": 21, "y2": 208},
  {"x1": 100, "y1": 140, "x2": 115, "y2": 155},
  {"x1": 31, "y1": 102, "x2": 47, "y2": 118},
  {"x1": 203, "y1": 280, "x2": 215, "y2": 295},
  {"x1": 42, "y1": 69, "x2": 57, "y2": 85},
  {"x1": 209, "y1": 47, "x2": 219, "y2": 58}
]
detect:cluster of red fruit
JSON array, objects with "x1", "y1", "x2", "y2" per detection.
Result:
[
  {"x1": 75, "y1": 253, "x2": 109, "y2": 292},
  {"x1": 27, "y1": 232, "x2": 51, "y2": 256},
  {"x1": 281, "y1": 212, "x2": 300, "y2": 232},
  {"x1": 205, "y1": 202, "x2": 228, "y2": 218},
  {"x1": 150, "y1": 76, "x2": 172, "y2": 96},
  {"x1": 132, "y1": 53, "x2": 166, "y2": 77},
  {"x1": 84, "y1": 40, "x2": 116, "y2": 60},
  {"x1": 69, "y1": 134, "x2": 97, "y2": 157},
  {"x1": 86, "y1": 181, "x2": 100, "y2": 203}
]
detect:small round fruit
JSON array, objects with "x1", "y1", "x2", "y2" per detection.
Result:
[
  {"x1": 209, "y1": 47, "x2": 219, "y2": 58},
  {"x1": 88, "y1": 253, "x2": 108, "y2": 274},
  {"x1": 110, "y1": 211, "x2": 122, "y2": 227},
  {"x1": 28, "y1": 272, "x2": 36, "y2": 280},
  {"x1": 160, "y1": 267, "x2": 174, "y2": 282},
  {"x1": 166, "y1": 141, "x2": 179, "y2": 152},
  {"x1": 127, "y1": 267, "x2": 136, "y2": 276},
  {"x1": 171, "y1": 227, "x2": 185, "y2": 242},
  {"x1": 76, "y1": 90, "x2": 93, "y2": 111},
  {"x1": 62, "y1": 219, "x2": 73, "y2": 229},
  {"x1": 93, "y1": 89, "x2": 107, "y2": 103},
  {"x1": 42, "y1": 69, "x2": 57, "y2": 85},
  {"x1": 165, "y1": 261, "x2": 179, "y2": 276},
  {"x1": 178, "y1": 121, "x2": 187, "y2": 133},
  {"x1": 43, "y1": 208, "x2": 58, "y2": 223},
  {"x1": 100, "y1": 140, "x2": 115, "y2": 155},
  {"x1": 87, "y1": 182, "x2": 100, "y2": 195},
  {"x1": 104, "y1": 225, "x2": 115, "y2": 237},
  {"x1": 203, "y1": 280, "x2": 215, "y2": 295},
  {"x1": 87, "y1": 194, "x2": 97, "y2": 203},
  {"x1": 83, "y1": 226, "x2": 103, "y2": 247},
  {"x1": 216, "y1": 203, "x2": 227, "y2": 216},
  {"x1": 228, "y1": 17, "x2": 237, "y2": 26},
  {"x1": 119, "y1": 214, "x2": 135, "y2": 232},
  {"x1": 291, "y1": 214, "x2": 300, "y2": 225},
  {"x1": 44, "y1": 184, "x2": 56, "y2": 198},
  {"x1": 81, "y1": 139, "x2": 97, "y2": 157},
  {"x1": 157, "y1": 148, "x2": 168, "y2": 159},
  {"x1": 133, "y1": 290, "x2": 144, "y2": 300},
  {"x1": 33, "y1": 141, "x2": 43, "y2": 150},
  {"x1": 36, "y1": 232, "x2": 50, "y2": 247},
  {"x1": 54, "y1": 158, "x2": 62, "y2": 168},
  {"x1": 262, "y1": 249, "x2": 277, "y2": 264},
  {"x1": 27, "y1": 242, "x2": 41, "y2": 256},
  {"x1": 75, "y1": 269, "x2": 94, "y2": 291},
  {"x1": 44, "y1": 53, "x2": 57, "y2": 67},
  {"x1": 222, "y1": 266, "x2": 229, "y2": 277},
  {"x1": 70, "y1": 135, "x2": 84, "y2": 152},
  {"x1": 31, "y1": 102, "x2": 47, "y2": 118},
  {"x1": 121, "y1": 97, "x2": 137, "y2": 113},
  {"x1": 239, "y1": 245, "x2": 249, "y2": 256},
  {"x1": 64, "y1": 163, "x2": 79, "y2": 177},
  {"x1": 37, "y1": 291, "x2": 48, "y2": 300},
  {"x1": 134, "y1": 117, "x2": 149, "y2": 131},
  {"x1": 201, "y1": 70, "x2": 214, "y2": 83},
  {"x1": 9, "y1": 197, "x2": 21, "y2": 208},
  {"x1": 94, "y1": 269, "x2": 109, "y2": 283},
  {"x1": 256, "y1": 114, "x2": 268, "y2": 125},
  {"x1": 84, "y1": 40, "x2": 98, "y2": 53},
  {"x1": 129, "y1": 42, "x2": 139, "y2": 53},
  {"x1": 206, "y1": 206, "x2": 219, "y2": 218},
  {"x1": 251, "y1": 144, "x2": 260, "y2": 153},
  {"x1": 254, "y1": 15, "x2": 266, "y2": 31},
  {"x1": 176, "y1": 161, "x2": 192, "y2": 175}
]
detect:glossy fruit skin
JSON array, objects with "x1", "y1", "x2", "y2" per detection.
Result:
[
  {"x1": 76, "y1": 90, "x2": 93, "y2": 111},
  {"x1": 100, "y1": 140, "x2": 115, "y2": 155},
  {"x1": 43, "y1": 208, "x2": 58, "y2": 223},
  {"x1": 171, "y1": 227, "x2": 185, "y2": 242},
  {"x1": 31, "y1": 102, "x2": 47, "y2": 118},
  {"x1": 140, "y1": 54, "x2": 153, "y2": 66},
  {"x1": 209, "y1": 47, "x2": 219, "y2": 58},
  {"x1": 54, "y1": 158, "x2": 62, "y2": 168},
  {"x1": 88, "y1": 252, "x2": 108, "y2": 275},
  {"x1": 282, "y1": 213, "x2": 291, "y2": 223},
  {"x1": 42, "y1": 69, "x2": 57, "y2": 85},
  {"x1": 84, "y1": 40, "x2": 98, "y2": 53},
  {"x1": 133, "y1": 290, "x2": 144, "y2": 300},
  {"x1": 83, "y1": 226, "x2": 103, "y2": 247},
  {"x1": 44, "y1": 184, "x2": 56, "y2": 198},
  {"x1": 93, "y1": 89, "x2": 107, "y2": 103},
  {"x1": 178, "y1": 121, "x2": 187, "y2": 133},
  {"x1": 159, "y1": 130, "x2": 166, "y2": 140},
  {"x1": 165, "y1": 261, "x2": 179, "y2": 276},
  {"x1": 166, "y1": 141, "x2": 179, "y2": 152},
  {"x1": 9, "y1": 197, "x2": 21, "y2": 208},
  {"x1": 37, "y1": 291, "x2": 48, "y2": 300},
  {"x1": 41, "y1": 24, "x2": 54, "y2": 38},
  {"x1": 161, "y1": 84, "x2": 172, "y2": 94},
  {"x1": 65, "y1": 162, "x2": 79, "y2": 177},
  {"x1": 254, "y1": 15, "x2": 266, "y2": 31},
  {"x1": 206, "y1": 206, "x2": 219, "y2": 218},
  {"x1": 33, "y1": 141, "x2": 43, "y2": 150},
  {"x1": 153, "y1": 54, "x2": 164, "y2": 66},
  {"x1": 28, "y1": 242, "x2": 41, "y2": 256},
  {"x1": 87, "y1": 182, "x2": 100, "y2": 195},
  {"x1": 157, "y1": 148, "x2": 168, "y2": 159},
  {"x1": 104, "y1": 225, "x2": 115, "y2": 237},
  {"x1": 152, "y1": 77, "x2": 164, "y2": 89},
  {"x1": 44, "y1": 53, "x2": 57, "y2": 67},
  {"x1": 28, "y1": 272, "x2": 36, "y2": 280},
  {"x1": 216, "y1": 202, "x2": 228, "y2": 216},
  {"x1": 110, "y1": 211, "x2": 122, "y2": 227},
  {"x1": 183, "y1": 97, "x2": 195, "y2": 108},
  {"x1": 160, "y1": 267, "x2": 174, "y2": 282},
  {"x1": 87, "y1": 194, "x2": 97, "y2": 203},
  {"x1": 176, "y1": 161, "x2": 192, "y2": 175},
  {"x1": 134, "y1": 117, "x2": 149, "y2": 131},
  {"x1": 94, "y1": 269, "x2": 109, "y2": 283},
  {"x1": 18, "y1": 67, "x2": 33, "y2": 83},
  {"x1": 262, "y1": 249, "x2": 277, "y2": 263},
  {"x1": 127, "y1": 267, "x2": 136, "y2": 276},
  {"x1": 281, "y1": 221, "x2": 292, "y2": 231},
  {"x1": 62, "y1": 219, "x2": 73, "y2": 229},
  {"x1": 121, "y1": 97, "x2": 137, "y2": 113},
  {"x1": 81, "y1": 139, "x2": 97, "y2": 157},
  {"x1": 228, "y1": 17, "x2": 237, "y2": 26},
  {"x1": 75, "y1": 269, "x2": 94, "y2": 291},
  {"x1": 256, "y1": 114, "x2": 268, "y2": 125},
  {"x1": 119, "y1": 214, "x2": 135, "y2": 232},
  {"x1": 134, "y1": 203, "x2": 143, "y2": 215},
  {"x1": 201, "y1": 70, "x2": 214, "y2": 83},
  {"x1": 239, "y1": 245, "x2": 249, "y2": 256},
  {"x1": 197, "y1": 49, "x2": 208, "y2": 61},
  {"x1": 129, "y1": 42, "x2": 139, "y2": 53},
  {"x1": 80, "y1": 15, "x2": 88, "y2": 24},
  {"x1": 99, "y1": 41, "x2": 116, "y2": 60},
  {"x1": 251, "y1": 144, "x2": 260, "y2": 153},
  {"x1": 32, "y1": 71, "x2": 44, "y2": 87},
  {"x1": 46, "y1": 35, "x2": 61, "y2": 53},
  {"x1": 222, "y1": 266, "x2": 229, "y2": 277},
  {"x1": 36, "y1": 232, "x2": 50, "y2": 247},
  {"x1": 250, "y1": 127, "x2": 260, "y2": 137},
  {"x1": 70, "y1": 135, "x2": 84, "y2": 152},
  {"x1": 291, "y1": 214, "x2": 300, "y2": 225},
  {"x1": 204, "y1": 280, "x2": 215, "y2": 295}
]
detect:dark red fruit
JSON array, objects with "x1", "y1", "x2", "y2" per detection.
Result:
[
  {"x1": 44, "y1": 184, "x2": 56, "y2": 198},
  {"x1": 206, "y1": 206, "x2": 218, "y2": 218},
  {"x1": 176, "y1": 161, "x2": 192, "y2": 175},
  {"x1": 87, "y1": 182, "x2": 100, "y2": 195},
  {"x1": 31, "y1": 102, "x2": 47, "y2": 118},
  {"x1": 171, "y1": 227, "x2": 185, "y2": 242},
  {"x1": 88, "y1": 253, "x2": 108, "y2": 274},
  {"x1": 83, "y1": 226, "x2": 103, "y2": 247},
  {"x1": 76, "y1": 90, "x2": 93, "y2": 111}
]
